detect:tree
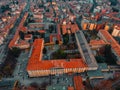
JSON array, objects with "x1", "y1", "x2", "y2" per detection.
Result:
[
  {"x1": 19, "y1": 31, "x2": 25, "y2": 40},
  {"x1": 39, "y1": 4, "x2": 43, "y2": 8},
  {"x1": 3, "y1": 65, "x2": 11, "y2": 75},
  {"x1": 16, "y1": 1, "x2": 19, "y2": 4},
  {"x1": 10, "y1": 47, "x2": 21, "y2": 57},
  {"x1": 109, "y1": 0, "x2": 118, "y2": 6},
  {"x1": 63, "y1": 34, "x2": 69, "y2": 45},
  {"x1": 43, "y1": 47, "x2": 47, "y2": 54},
  {"x1": 8, "y1": 12, "x2": 11, "y2": 16},
  {"x1": 116, "y1": 87, "x2": 120, "y2": 90},
  {"x1": 52, "y1": 49, "x2": 67, "y2": 59},
  {"x1": 55, "y1": 40, "x2": 59, "y2": 44},
  {"x1": 49, "y1": 25, "x2": 54, "y2": 33},
  {"x1": 95, "y1": 55, "x2": 105, "y2": 63},
  {"x1": 46, "y1": 9, "x2": 49, "y2": 12},
  {"x1": 1, "y1": 5, "x2": 11, "y2": 13},
  {"x1": 104, "y1": 45, "x2": 111, "y2": 57},
  {"x1": 104, "y1": 45, "x2": 116, "y2": 65}
]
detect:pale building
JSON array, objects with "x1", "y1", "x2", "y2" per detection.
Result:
[{"x1": 112, "y1": 25, "x2": 120, "y2": 37}]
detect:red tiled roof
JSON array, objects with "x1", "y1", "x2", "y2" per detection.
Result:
[
  {"x1": 68, "y1": 87, "x2": 74, "y2": 90},
  {"x1": 89, "y1": 40, "x2": 109, "y2": 45},
  {"x1": 25, "y1": 34, "x2": 32, "y2": 39},
  {"x1": 74, "y1": 76, "x2": 84, "y2": 90},
  {"x1": 71, "y1": 24, "x2": 79, "y2": 33},
  {"x1": 27, "y1": 39, "x2": 87, "y2": 71},
  {"x1": 61, "y1": 23, "x2": 79, "y2": 35},
  {"x1": 20, "y1": 26, "x2": 27, "y2": 32}
]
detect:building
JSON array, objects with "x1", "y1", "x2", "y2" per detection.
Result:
[
  {"x1": 87, "y1": 63, "x2": 109, "y2": 80},
  {"x1": 81, "y1": 20, "x2": 105, "y2": 31},
  {"x1": 98, "y1": 30, "x2": 120, "y2": 65},
  {"x1": 61, "y1": 23, "x2": 79, "y2": 35},
  {"x1": 89, "y1": 40, "x2": 109, "y2": 49},
  {"x1": 75, "y1": 31, "x2": 98, "y2": 70},
  {"x1": 9, "y1": 12, "x2": 30, "y2": 49},
  {"x1": 27, "y1": 39, "x2": 88, "y2": 77},
  {"x1": 112, "y1": 25, "x2": 120, "y2": 37},
  {"x1": 89, "y1": 23, "x2": 97, "y2": 30},
  {"x1": 49, "y1": 34, "x2": 62, "y2": 45},
  {"x1": 104, "y1": 24, "x2": 111, "y2": 31},
  {"x1": 74, "y1": 76, "x2": 84, "y2": 90}
]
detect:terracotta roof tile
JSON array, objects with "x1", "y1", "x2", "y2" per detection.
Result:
[{"x1": 27, "y1": 39, "x2": 87, "y2": 71}]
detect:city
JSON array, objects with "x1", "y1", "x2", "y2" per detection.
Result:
[{"x1": 0, "y1": 0, "x2": 120, "y2": 90}]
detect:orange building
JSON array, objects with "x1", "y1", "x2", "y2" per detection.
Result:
[
  {"x1": 89, "y1": 23, "x2": 97, "y2": 30},
  {"x1": 61, "y1": 23, "x2": 79, "y2": 35},
  {"x1": 27, "y1": 39, "x2": 88, "y2": 77},
  {"x1": 82, "y1": 23, "x2": 88, "y2": 30},
  {"x1": 104, "y1": 24, "x2": 110, "y2": 31},
  {"x1": 82, "y1": 21, "x2": 105, "y2": 31}
]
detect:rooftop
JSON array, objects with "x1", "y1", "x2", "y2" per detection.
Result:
[
  {"x1": 27, "y1": 39, "x2": 87, "y2": 71},
  {"x1": 87, "y1": 63, "x2": 109, "y2": 79},
  {"x1": 75, "y1": 31, "x2": 98, "y2": 68},
  {"x1": 74, "y1": 76, "x2": 84, "y2": 90},
  {"x1": 98, "y1": 63, "x2": 108, "y2": 71},
  {"x1": 87, "y1": 69, "x2": 103, "y2": 79},
  {"x1": 9, "y1": 12, "x2": 29, "y2": 49},
  {"x1": 61, "y1": 23, "x2": 79, "y2": 35},
  {"x1": 89, "y1": 40, "x2": 109, "y2": 46}
]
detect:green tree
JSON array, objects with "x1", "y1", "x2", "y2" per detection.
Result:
[
  {"x1": 9, "y1": 47, "x2": 21, "y2": 57},
  {"x1": 104, "y1": 45, "x2": 116, "y2": 64},
  {"x1": 43, "y1": 47, "x2": 47, "y2": 54},
  {"x1": 55, "y1": 40, "x2": 59, "y2": 44},
  {"x1": 19, "y1": 31, "x2": 25, "y2": 40},
  {"x1": 1, "y1": 5, "x2": 11, "y2": 13},
  {"x1": 49, "y1": 25, "x2": 54, "y2": 33},
  {"x1": 52, "y1": 49, "x2": 67, "y2": 59},
  {"x1": 95, "y1": 55, "x2": 105, "y2": 63},
  {"x1": 3, "y1": 65, "x2": 11, "y2": 75},
  {"x1": 63, "y1": 34, "x2": 69, "y2": 45},
  {"x1": 16, "y1": 1, "x2": 19, "y2": 4},
  {"x1": 104, "y1": 45, "x2": 111, "y2": 57}
]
